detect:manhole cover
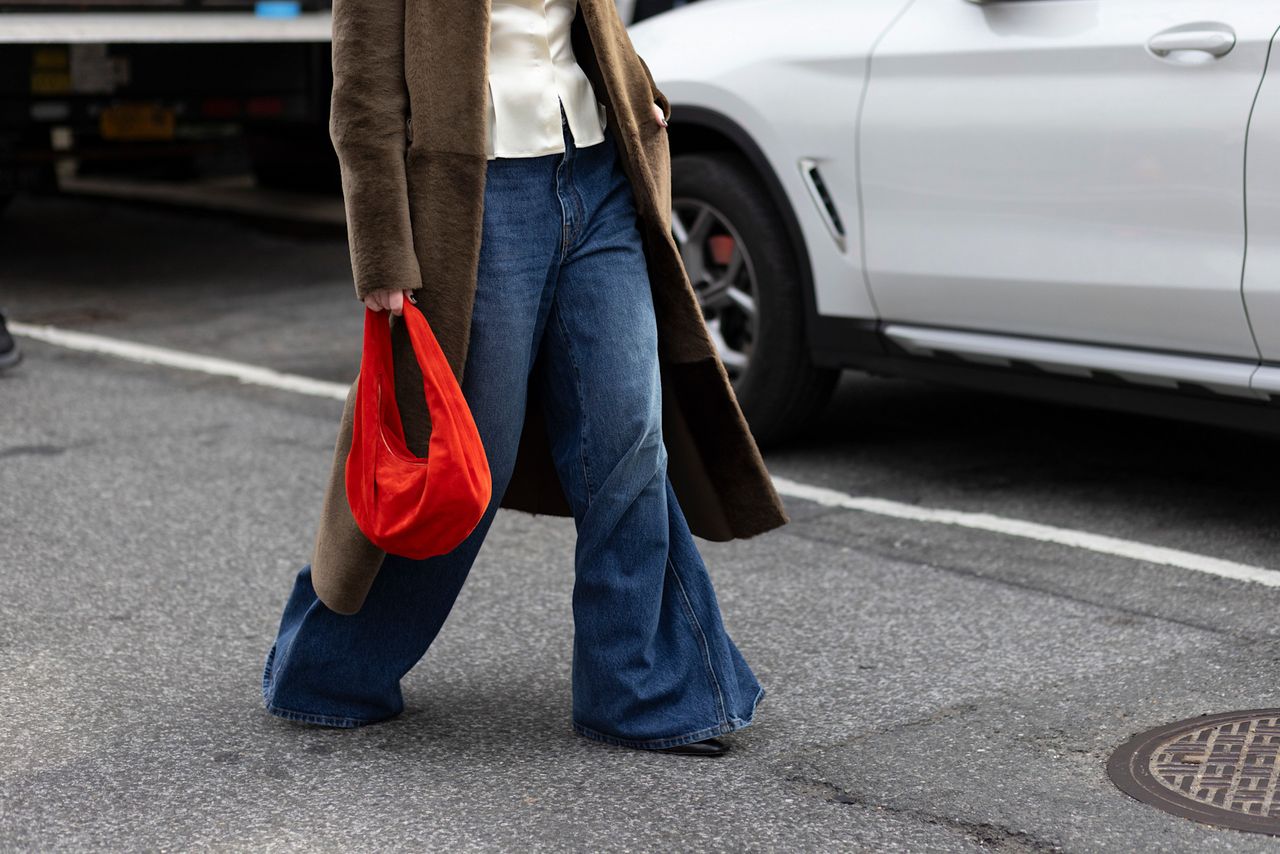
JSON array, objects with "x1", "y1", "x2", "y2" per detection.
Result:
[{"x1": 1108, "y1": 709, "x2": 1280, "y2": 835}]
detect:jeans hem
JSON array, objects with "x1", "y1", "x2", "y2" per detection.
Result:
[
  {"x1": 572, "y1": 683, "x2": 766, "y2": 750},
  {"x1": 731, "y1": 681, "x2": 766, "y2": 729},
  {"x1": 260, "y1": 639, "x2": 398, "y2": 729},
  {"x1": 262, "y1": 702, "x2": 383, "y2": 729}
]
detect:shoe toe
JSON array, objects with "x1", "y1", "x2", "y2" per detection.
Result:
[{"x1": 655, "y1": 736, "x2": 729, "y2": 756}]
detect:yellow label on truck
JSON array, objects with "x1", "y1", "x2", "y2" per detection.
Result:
[
  {"x1": 100, "y1": 103, "x2": 176, "y2": 141},
  {"x1": 31, "y1": 47, "x2": 71, "y2": 95}
]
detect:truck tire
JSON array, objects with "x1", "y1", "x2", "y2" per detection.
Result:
[
  {"x1": 247, "y1": 126, "x2": 341, "y2": 193},
  {"x1": 670, "y1": 152, "x2": 838, "y2": 448}
]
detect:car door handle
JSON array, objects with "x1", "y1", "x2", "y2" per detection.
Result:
[{"x1": 1147, "y1": 28, "x2": 1236, "y2": 58}]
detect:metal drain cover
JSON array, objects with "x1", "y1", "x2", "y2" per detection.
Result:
[{"x1": 1108, "y1": 709, "x2": 1280, "y2": 835}]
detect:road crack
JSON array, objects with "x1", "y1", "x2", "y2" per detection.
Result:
[{"x1": 785, "y1": 776, "x2": 1064, "y2": 852}]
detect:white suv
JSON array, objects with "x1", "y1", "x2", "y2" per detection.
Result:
[{"x1": 629, "y1": 0, "x2": 1280, "y2": 445}]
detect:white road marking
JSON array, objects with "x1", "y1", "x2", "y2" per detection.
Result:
[
  {"x1": 13, "y1": 321, "x2": 1280, "y2": 589},
  {"x1": 771, "y1": 476, "x2": 1280, "y2": 588},
  {"x1": 10, "y1": 321, "x2": 350, "y2": 401}
]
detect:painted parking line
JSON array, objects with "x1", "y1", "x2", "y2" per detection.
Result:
[
  {"x1": 13, "y1": 320, "x2": 1280, "y2": 589},
  {"x1": 770, "y1": 477, "x2": 1280, "y2": 588},
  {"x1": 11, "y1": 320, "x2": 350, "y2": 400}
]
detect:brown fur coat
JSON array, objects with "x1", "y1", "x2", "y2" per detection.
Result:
[{"x1": 310, "y1": 0, "x2": 788, "y2": 614}]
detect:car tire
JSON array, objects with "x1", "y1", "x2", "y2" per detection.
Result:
[{"x1": 671, "y1": 151, "x2": 837, "y2": 447}]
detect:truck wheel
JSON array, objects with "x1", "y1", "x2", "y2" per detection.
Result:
[
  {"x1": 671, "y1": 152, "x2": 837, "y2": 447},
  {"x1": 246, "y1": 127, "x2": 340, "y2": 193}
]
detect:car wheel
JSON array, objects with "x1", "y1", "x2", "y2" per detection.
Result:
[{"x1": 671, "y1": 152, "x2": 837, "y2": 447}]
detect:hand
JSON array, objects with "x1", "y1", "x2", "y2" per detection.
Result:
[
  {"x1": 651, "y1": 101, "x2": 668, "y2": 128},
  {"x1": 363, "y1": 288, "x2": 417, "y2": 315}
]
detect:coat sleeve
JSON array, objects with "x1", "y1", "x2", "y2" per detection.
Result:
[
  {"x1": 635, "y1": 53, "x2": 671, "y2": 123},
  {"x1": 329, "y1": 0, "x2": 422, "y2": 302}
]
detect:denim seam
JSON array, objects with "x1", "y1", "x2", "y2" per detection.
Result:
[
  {"x1": 731, "y1": 683, "x2": 766, "y2": 728},
  {"x1": 266, "y1": 618, "x2": 306, "y2": 708},
  {"x1": 554, "y1": 151, "x2": 571, "y2": 261},
  {"x1": 558, "y1": 102, "x2": 587, "y2": 256},
  {"x1": 569, "y1": 174, "x2": 587, "y2": 254},
  {"x1": 666, "y1": 555, "x2": 729, "y2": 728},
  {"x1": 553, "y1": 305, "x2": 594, "y2": 502},
  {"x1": 261, "y1": 640, "x2": 277, "y2": 699},
  {"x1": 567, "y1": 162, "x2": 586, "y2": 253},
  {"x1": 556, "y1": 156, "x2": 584, "y2": 261}
]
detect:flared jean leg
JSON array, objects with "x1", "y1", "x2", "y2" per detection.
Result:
[
  {"x1": 261, "y1": 514, "x2": 495, "y2": 728},
  {"x1": 534, "y1": 126, "x2": 764, "y2": 749},
  {"x1": 261, "y1": 151, "x2": 567, "y2": 728},
  {"x1": 261, "y1": 104, "x2": 765, "y2": 744},
  {"x1": 261, "y1": 340, "x2": 536, "y2": 727}
]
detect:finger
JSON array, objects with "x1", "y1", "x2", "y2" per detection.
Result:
[
  {"x1": 653, "y1": 102, "x2": 668, "y2": 127},
  {"x1": 387, "y1": 289, "x2": 404, "y2": 316}
]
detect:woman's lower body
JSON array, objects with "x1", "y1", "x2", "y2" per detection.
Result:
[{"x1": 261, "y1": 101, "x2": 764, "y2": 750}]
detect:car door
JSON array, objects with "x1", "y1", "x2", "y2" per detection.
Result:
[
  {"x1": 858, "y1": 0, "x2": 1279, "y2": 360},
  {"x1": 1242, "y1": 25, "x2": 1280, "y2": 393}
]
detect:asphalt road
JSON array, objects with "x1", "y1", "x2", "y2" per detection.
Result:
[{"x1": 4, "y1": 191, "x2": 1280, "y2": 852}]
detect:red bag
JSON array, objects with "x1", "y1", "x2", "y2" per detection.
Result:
[{"x1": 344, "y1": 300, "x2": 492, "y2": 559}]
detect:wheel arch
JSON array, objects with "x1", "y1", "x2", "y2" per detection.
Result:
[{"x1": 666, "y1": 106, "x2": 822, "y2": 350}]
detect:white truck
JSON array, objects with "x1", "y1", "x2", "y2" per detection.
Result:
[
  {"x1": 1, "y1": 1, "x2": 337, "y2": 212},
  {"x1": 0, "y1": 0, "x2": 687, "y2": 213}
]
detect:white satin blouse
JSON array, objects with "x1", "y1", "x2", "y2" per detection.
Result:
[{"x1": 486, "y1": 0, "x2": 608, "y2": 159}]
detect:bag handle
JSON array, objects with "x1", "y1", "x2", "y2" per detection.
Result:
[
  {"x1": 360, "y1": 302, "x2": 488, "y2": 490},
  {"x1": 400, "y1": 302, "x2": 490, "y2": 494}
]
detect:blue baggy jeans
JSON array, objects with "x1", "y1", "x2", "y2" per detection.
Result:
[{"x1": 261, "y1": 102, "x2": 765, "y2": 750}]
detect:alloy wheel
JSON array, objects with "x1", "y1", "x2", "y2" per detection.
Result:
[{"x1": 671, "y1": 198, "x2": 759, "y2": 378}]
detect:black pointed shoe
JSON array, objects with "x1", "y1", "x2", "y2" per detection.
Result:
[{"x1": 655, "y1": 737, "x2": 729, "y2": 757}]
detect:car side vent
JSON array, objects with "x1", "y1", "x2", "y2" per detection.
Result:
[{"x1": 799, "y1": 158, "x2": 846, "y2": 250}]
